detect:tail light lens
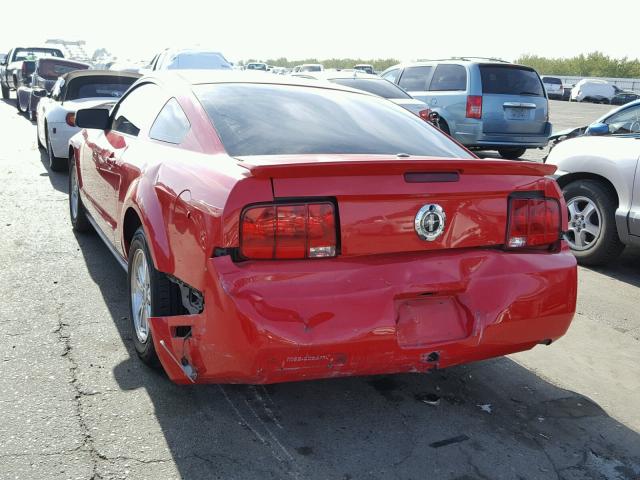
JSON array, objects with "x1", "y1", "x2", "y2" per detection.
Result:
[
  {"x1": 466, "y1": 95, "x2": 482, "y2": 119},
  {"x1": 418, "y1": 109, "x2": 431, "y2": 121},
  {"x1": 65, "y1": 112, "x2": 76, "y2": 126},
  {"x1": 506, "y1": 196, "x2": 561, "y2": 249},
  {"x1": 240, "y1": 202, "x2": 337, "y2": 260}
]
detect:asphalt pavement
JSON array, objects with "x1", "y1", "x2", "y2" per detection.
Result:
[{"x1": 0, "y1": 96, "x2": 638, "y2": 480}]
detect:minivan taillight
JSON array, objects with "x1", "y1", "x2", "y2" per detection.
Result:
[
  {"x1": 466, "y1": 95, "x2": 482, "y2": 119},
  {"x1": 240, "y1": 202, "x2": 337, "y2": 259},
  {"x1": 506, "y1": 196, "x2": 561, "y2": 249}
]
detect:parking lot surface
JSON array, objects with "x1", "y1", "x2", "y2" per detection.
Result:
[{"x1": 0, "y1": 97, "x2": 639, "y2": 480}]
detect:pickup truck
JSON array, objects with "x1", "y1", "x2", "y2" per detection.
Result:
[{"x1": 1, "y1": 47, "x2": 64, "y2": 99}]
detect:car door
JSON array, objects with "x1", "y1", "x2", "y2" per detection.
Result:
[
  {"x1": 397, "y1": 65, "x2": 434, "y2": 103},
  {"x1": 603, "y1": 104, "x2": 640, "y2": 136},
  {"x1": 630, "y1": 151, "x2": 640, "y2": 237},
  {"x1": 80, "y1": 83, "x2": 163, "y2": 242}
]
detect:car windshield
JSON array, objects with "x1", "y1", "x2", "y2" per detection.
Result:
[
  {"x1": 14, "y1": 48, "x2": 63, "y2": 61},
  {"x1": 300, "y1": 65, "x2": 322, "y2": 72},
  {"x1": 246, "y1": 63, "x2": 267, "y2": 70},
  {"x1": 329, "y1": 78, "x2": 411, "y2": 99},
  {"x1": 66, "y1": 76, "x2": 137, "y2": 100},
  {"x1": 542, "y1": 77, "x2": 562, "y2": 85},
  {"x1": 195, "y1": 83, "x2": 473, "y2": 158},
  {"x1": 167, "y1": 52, "x2": 231, "y2": 70},
  {"x1": 480, "y1": 65, "x2": 544, "y2": 96}
]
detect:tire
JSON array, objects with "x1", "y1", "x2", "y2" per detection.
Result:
[
  {"x1": 68, "y1": 151, "x2": 91, "y2": 233},
  {"x1": 438, "y1": 118, "x2": 451, "y2": 135},
  {"x1": 46, "y1": 130, "x2": 66, "y2": 172},
  {"x1": 128, "y1": 227, "x2": 181, "y2": 367},
  {"x1": 16, "y1": 93, "x2": 24, "y2": 113},
  {"x1": 562, "y1": 180, "x2": 625, "y2": 266},
  {"x1": 36, "y1": 121, "x2": 44, "y2": 149},
  {"x1": 498, "y1": 147, "x2": 527, "y2": 159},
  {"x1": 1, "y1": 83, "x2": 9, "y2": 99}
]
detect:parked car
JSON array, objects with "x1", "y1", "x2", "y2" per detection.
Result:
[
  {"x1": 1, "y1": 47, "x2": 64, "y2": 99},
  {"x1": 549, "y1": 99, "x2": 640, "y2": 147},
  {"x1": 546, "y1": 134, "x2": 640, "y2": 265},
  {"x1": 570, "y1": 79, "x2": 615, "y2": 103},
  {"x1": 610, "y1": 87, "x2": 640, "y2": 106},
  {"x1": 299, "y1": 63, "x2": 323, "y2": 72},
  {"x1": 381, "y1": 58, "x2": 551, "y2": 159},
  {"x1": 68, "y1": 71, "x2": 576, "y2": 385},
  {"x1": 16, "y1": 57, "x2": 89, "y2": 120},
  {"x1": 354, "y1": 64, "x2": 374, "y2": 74},
  {"x1": 245, "y1": 62, "x2": 268, "y2": 71},
  {"x1": 147, "y1": 48, "x2": 231, "y2": 71},
  {"x1": 36, "y1": 70, "x2": 140, "y2": 171},
  {"x1": 541, "y1": 76, "x2": 563, "y2": 100},
  {"x1": 292, "y1": 70, "x2": 432, "y2": 120}
]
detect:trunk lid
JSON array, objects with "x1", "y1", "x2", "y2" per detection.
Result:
[{"x1": 237, "y1": 155, "x2": 556, "y2": 256}]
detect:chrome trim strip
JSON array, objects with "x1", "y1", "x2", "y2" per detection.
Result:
[{"x1": 85, "y1": 211, "x2": 128, "y2": 271}]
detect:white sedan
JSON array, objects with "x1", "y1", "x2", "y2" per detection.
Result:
[{"x1": 36, "y1": 70, "x2": 140, "y2": 171}]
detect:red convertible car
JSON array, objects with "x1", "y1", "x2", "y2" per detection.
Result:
[{"x1": 69, "y1": 72, "x2": 577, "y2": 385}]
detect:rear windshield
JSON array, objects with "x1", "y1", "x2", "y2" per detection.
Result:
[
  {"x1": 66, "y1": 76, "x2": 137, "y2": 100},
  {"x1": 195, "y1": 83, "x2": 472, "y2": 158},
  {"x1": 38, "y1": 60, "x2": 88, "y2": 79},
  {"x1": 300, "y1": 65, "x2": 322, "y2": 72},
  {"x1": 542, "y1": 77, "x2": 562, "y2": 85},
  {"x1": 246, "y1": 63, "x2": 267, "y2": 70},
  {"x1": 14, "y1": 48, "x2": 63, "y2": 61},
  {"x1": 167, "y1": 53, "x2": 231, "y2": 70},
  {"x1": 329, "y1": 78, "x2": 411, "y2": 99},
  {"x1": 480, "y1": 65, "x2": 544, "y2": 96}
]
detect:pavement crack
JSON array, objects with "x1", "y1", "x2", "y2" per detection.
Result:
[{"x1": 52, "y1": 302, "x2": 103, "y2": 480}]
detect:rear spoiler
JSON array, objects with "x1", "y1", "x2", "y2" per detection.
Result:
[{"x1": 238, "y1": 157, "x2": 557, "y2": 179}]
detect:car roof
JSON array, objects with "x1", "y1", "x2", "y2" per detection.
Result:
[
  {"x1": 61, "y1": 69, "x2": 141, "y2": 82},
  {"x1": 384, "y1": 58, "x2": 529, "y2": 71},
  {"x1": 295, "y1": 70, "x2": 382, "y2": 81},
  {"x1": 141, "y1": 70, "x2": 376, "y2": 97}
]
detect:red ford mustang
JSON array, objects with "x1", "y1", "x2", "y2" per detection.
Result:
[{"x1": 69, "y1": 71, "x2": 577, "y2": 385}]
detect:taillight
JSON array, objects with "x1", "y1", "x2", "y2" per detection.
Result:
[
  {"x1": 506, "y1": 196, "x2": 561, "y2": 249},
  {"x1": 466, "y1": 95, "x2": 482, "y2": 119},
  {"x1": 240, "y1": 202, "x2": 337, "y2": 260},
  {"x1": 418, "y1": 109, "x2": 431, "y2": 121},
  {"x1": 65, "y1": 112, "x2": 76, "y2": 127}
]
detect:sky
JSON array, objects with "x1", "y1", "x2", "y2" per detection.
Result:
[{"x1": 2, "y1": 0, "x2": 638, "y2": 64}]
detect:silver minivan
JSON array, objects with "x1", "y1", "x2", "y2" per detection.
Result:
[{"x1": 381, "y1": 58, "x2": 551, "y2": 158}]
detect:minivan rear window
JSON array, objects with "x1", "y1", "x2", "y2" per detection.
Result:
[
  {"x1": 542, "y1": 77, "x2": 562, "y2": 85},
  {"x1": 195, "y1": 83, "x2": 473, "y2": 158},
  {"x1": 480, "y1": 65, "x2": 544, "y2": 96}
]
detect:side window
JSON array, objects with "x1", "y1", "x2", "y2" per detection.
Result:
[
  {"x1": 381, "y1": 68, "x2": 400, "y2": 84},
  {"x1": 429, "y1": 64, "x2": 467, "y2": 91},
  {"x1": 111, "y1": 83, "x2": 162, "y2": 137},
  {"x1": 604, "y1": 106, "x2": 640, "y2": 134},
  {"x1": 398, "y1": 66, "x2": 433, "y2": 91},
  {"x1": 149, "y1": 98, "x2": 191, "y2": 144},
  {"x1": 50, "y1": 78, "x2": 64, "y2": 101}
]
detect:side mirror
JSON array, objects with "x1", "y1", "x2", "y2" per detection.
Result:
[
  {"x1": 586, "y1": 123, "x2": 610, "y2": 136},
  {"x1": 75, "y1": 108, "x2": 110, "y2": 130}
]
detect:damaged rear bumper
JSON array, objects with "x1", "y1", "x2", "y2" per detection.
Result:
[{"x1": 150, "y1": 246, "x2": 577, "y2": 384}]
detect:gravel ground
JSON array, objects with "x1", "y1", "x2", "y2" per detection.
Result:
[{"x1": 0, "y1": 96, "x2": 638, "y2": 480}]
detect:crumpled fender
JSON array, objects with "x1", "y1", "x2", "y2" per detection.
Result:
[{"x1": 120, "y1": 168, "x2": 174, "y2": 273}]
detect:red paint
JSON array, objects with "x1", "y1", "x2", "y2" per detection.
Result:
[{"x1": 70, "y1": 76, "x2": 577, "y2": 384}]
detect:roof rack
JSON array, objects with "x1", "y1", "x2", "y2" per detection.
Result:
[{"x1": 416, "y1": 56, "x2": 509, "y2": 63}]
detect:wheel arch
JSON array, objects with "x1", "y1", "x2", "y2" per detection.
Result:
[{"x1": 556, "y1": 172, "x2": 620, "y2": 208}]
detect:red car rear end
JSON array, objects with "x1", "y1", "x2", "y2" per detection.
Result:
[{"x1": 71, "y1": 74, "x2": 576, "y2": 385}]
